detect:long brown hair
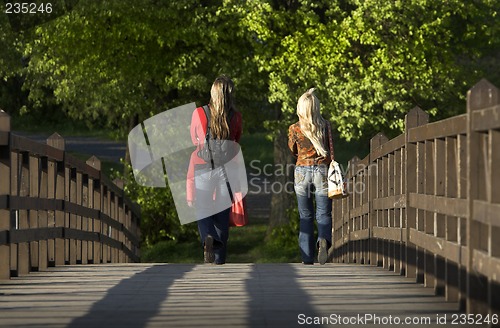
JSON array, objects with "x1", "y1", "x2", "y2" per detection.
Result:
[{"x1": 209, "y1": 75, "x2": 235, "y2": 139}]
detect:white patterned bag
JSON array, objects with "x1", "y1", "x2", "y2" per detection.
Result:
[
  {"x1": 328, "y1": 161, "x2": 345, "y2": 199},
  {"x1": 326, "y1": 122, "x2": 347, "y2": 199}
]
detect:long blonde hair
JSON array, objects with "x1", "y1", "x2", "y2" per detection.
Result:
[
  {"x1": 297, "y1": 88, "x2": 328, "y2": 157},
  {"x1": 209, "y1": 75, "x2": 235, "y2": 139}
]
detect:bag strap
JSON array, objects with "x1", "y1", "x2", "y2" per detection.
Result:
[
  {"x1": 221, "y1": 165, "x2": 235, "y2": 203},
  {"x1": 326, "y1": 121, "x2": 334, "y2": 161},
  {"x1": 201, "y1": 105, "x2": 235, "y2": 139}
]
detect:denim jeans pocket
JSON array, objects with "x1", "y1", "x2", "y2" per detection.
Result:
[
  {"x1": 314, "y1": 167, "x2": 328, "y2": 195},
  {"x1": 294, "y1": 168, "x2": 306, "y2": 186}
]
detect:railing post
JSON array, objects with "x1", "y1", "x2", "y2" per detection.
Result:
[
  {"x1": 29, "y1": 152, "x2": 40, "y2": 271},
  {"x1": 369, "y1": 133, "x2": 388, "y2": 267},
  {"x1": 404, "y1": 107, "x2": 428, "y2": 282},
  {"x1": 466, "y1": 79, "x2": 499, "y2": 314},
  {"x1": 349, "y1": 156, "x2": 361, "y2": 264},
  {"x1": 113, "y1": 179, "x2": 126, "y2": 263},
  {"x1": 0, "y1": 110, "x2": 11, "y2": 279},
  {"x1": 18, "y1": 149, "x2": 30, "y2": 275},
  {"x1": 47, "y1": 133, "x2": 65, "y2": 266},
  {"x1": 86, "y1": 156, "x2": 102, "y2": 264}
]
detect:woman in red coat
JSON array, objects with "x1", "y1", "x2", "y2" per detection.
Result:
[{"x1": 186, "y1": 76, "x2": 242, "y2": 264}]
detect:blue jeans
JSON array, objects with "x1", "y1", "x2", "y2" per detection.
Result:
[
  {"x1": 294, "y1": 165, "x2": 332, "y2": 263},
  {"x1": 195, "y1": 166, "x2": 230, "y2": 264}
]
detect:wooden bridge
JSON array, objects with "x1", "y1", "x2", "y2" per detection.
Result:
[
  {"x1": 0, "y1": 115, "x2": 141, "y2": 279},
  {"x1": 0, "y1": 79, "x2": 499, "y2": 327}
]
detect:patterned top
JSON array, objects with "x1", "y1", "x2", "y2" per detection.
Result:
[{"x1": 288, "y1": 121, "x2": 332, "y2": 166}]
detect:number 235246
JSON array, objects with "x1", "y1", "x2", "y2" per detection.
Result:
[{"x1": 5, "y1": 3, "x2": 52, "y2": 14}]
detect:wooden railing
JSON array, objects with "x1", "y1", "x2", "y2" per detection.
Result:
[
  {"x1": 0, "y1": 112, "x2": 141, "y2": 279},
  {"x1": 332, "y1": 79, "x2": 500, "y2": 315}
]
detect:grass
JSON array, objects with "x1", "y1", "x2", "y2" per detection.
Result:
[{"x1": 140, "y1": 217, "x2": 301, "y2": 263}]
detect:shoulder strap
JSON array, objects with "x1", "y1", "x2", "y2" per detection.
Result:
[
  {"x1": 326, "y1": 121, "x2": 334, "y2": 161},
  {"x1": 202, "y1": 105, "x2": 235, "y2": 138},
  {"x1": 228, "y1": 109, "x2": 234, "y2": 125},
  {"x1": 201, "y1": 105, "x2": 210, "y2": 129}
]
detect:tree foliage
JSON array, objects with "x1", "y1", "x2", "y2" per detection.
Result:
[
  {"x1": 231, "y1": 0, "x2": 500, "y2": 139},
  {"x1": 2, "y1": 0, "x2": 499, "y2": 238},
  {"x1": 18, "y1": 0, "x2": 268, "y2": 135}
]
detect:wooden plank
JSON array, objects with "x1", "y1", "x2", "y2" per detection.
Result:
[
  {"x1": 472, "y1": 249, "x2": 500, "y2": 284},
  {"x1": 349, "y1": 202, "x2": 369, "y2": 218},
  {"x1": 122, "y1": 246, "x2": 140, "y2": 263},
  {"x1": 490, "y1": 130, "x2": 500, "y2": 204},
  {"x1": 409, "y1": 229, "x2": 467, "y2": 265},
  {"x1": 471, "y1": 105, "x2": 500, "y2": 132},
  {"x1": 0, "y1": 195, "x2": 8, "y2": 209},
  {"x1": 38, "y1": 158, "x2": 48, "y2": 271},
  {"x1": 434, "y1": 138, "x2": 446, "y2": 294},
  {"x1": 0, "y1": 263, "x2": 466, "y2": 327},
  {"x1": 65, "y1": 153, "x2": 100, "y2": 178},
  {"x1": 409, "y1": 193, "x2": 468, "y2": 218},
  {"x1": 102, "y1": 175, "x2": 124, "y2": 198},
  {"x1": 408, "y1": 114, "x2": 467, "y2": 143},
  {"x1": 0, "y1": 230, "x2": 8, "y2": 246},
  {"x1": 371, "y1": 134, "x2": 405, "y2": 161},
  {"x1": 445, "y1": 137, "x2": 460, "y2": 302},
  {"x1": 372, "y1": 194, "x2": 406, "y2": 211},
  {"x1": 100, "y1": 234, "x2": 122, "y2": 252},
  {"x1": 63, "y1": 228, "x2": 100, "y2": 242},
  {"x1": 466, "y1": 78, "x2": 498, "y2": 314},
  {"x1": 334, "y1": 238, "x2": 345, "y2": 249},
  {"x1": 76, "y1": 172, "x2": 83, "y2": 264},
  {"x1": 93, "y1": 179, "x2": 102, "y2": 264},
  {"x1": 0, "y1": 195, "x2": 10, "y2": 210},
  {"x1": 405, "y1": 130, "x2": 418, "y2": 279},
  {"x1": 10, "y1": 135, "x2": 47, "y2": 157},
  {"x1": 66, "y1": 168, "x2": 79, "y2": 265},
  {"x1": 17, "y1": 153, "x2": 30, "y2": 276},
  {"x1": 472, "y1": 200, "x2": 500, "y2": 228},
  {"x1": 47, "y1": 135, "x2": 65, "y2": 267},
  {"x1": 9, "y1": 152, "x2": 19, "y2": 275},
  {"x1": 54, "y1": 164, "x2": 65, "y2": 266},
  {"x1": 10, "y1": 227, "x2": 64, "y2": 243},
  {"x1": 349, "y1": 229, "x2": 369, "y2": 242},
  {"x1": 372, "y1": 227, "x2": 403, "y2": 242},
  {"x1": 0, "y1": 131, "x2": 8, "y2": 146},
  {"x1": 9, "y1": 196, "x2": 64, "y2": 211}
]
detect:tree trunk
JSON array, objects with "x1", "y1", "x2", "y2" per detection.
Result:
[{"x1": 268, "y1": 125, "x2": 296, "y2": 229}]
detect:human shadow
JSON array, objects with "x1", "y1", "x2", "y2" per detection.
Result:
[
  {"x1": 67, "y1": 264, "x2": 194, "y2": 328},
  {"x1": 245, "y1": 264, "x2": 322, "y2": 327}
]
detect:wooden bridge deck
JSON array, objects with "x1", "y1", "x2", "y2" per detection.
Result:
[{"x1": 0, "y1": 263, "x2": 465, "y2": 327}]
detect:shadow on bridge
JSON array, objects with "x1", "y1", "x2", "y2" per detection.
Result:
[
  {"x1": 66, "y1": 265, "x2": 195, "y2": 328},
  {"x1": 0, "y1": 263, "x2": 467, "y2": 327}
]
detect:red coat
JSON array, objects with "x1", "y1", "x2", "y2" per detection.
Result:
[{"x1": 186, "y1": 106, "x2": 243, "y2": 203}]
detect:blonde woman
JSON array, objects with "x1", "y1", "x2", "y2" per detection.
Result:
[
  {"x1": 187, "y1": 76, "x2": 242, "y2": 264},
  {"x1": 288, "y1": 88, "x2": 332, "y2": 265}
]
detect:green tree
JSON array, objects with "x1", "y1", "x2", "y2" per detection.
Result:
[
  {"x1": 4, "y1": 0, "x2": 499, "y2": 237},
  {"x1": 231, "y1": 0, "x2": 500, "y2": 227},
  {"x1": 17, "y1": 0, "x2": 269, "y2": 244}
]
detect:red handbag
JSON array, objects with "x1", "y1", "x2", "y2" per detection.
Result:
[{"x1": 229, "y1": 192, "x2": 248, "y2": 227}]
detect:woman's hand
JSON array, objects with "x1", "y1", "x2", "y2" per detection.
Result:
[{"x1": 187, "y1": 201, "x2": 194, "y2": 207}]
